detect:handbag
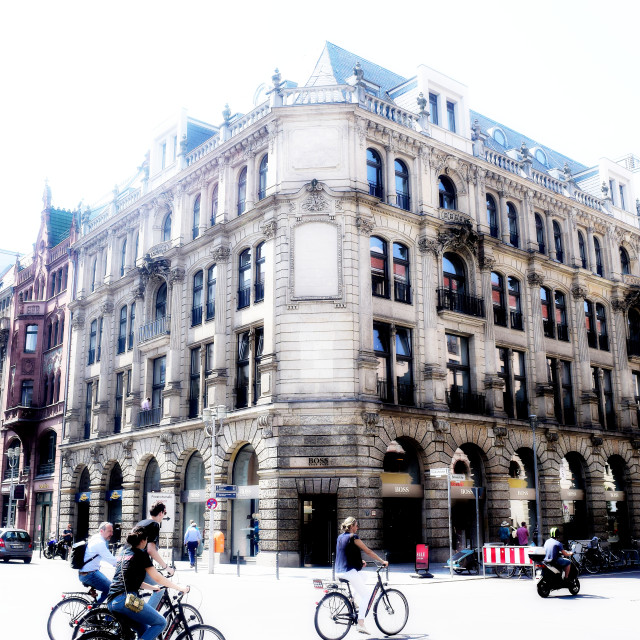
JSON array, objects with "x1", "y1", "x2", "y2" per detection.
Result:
[{"x1": 124, "y1": 593, "x2": 145, "y2": 613}]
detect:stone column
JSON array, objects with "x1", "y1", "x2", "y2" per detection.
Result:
[
  {"x1": 474, "y1": 168, "x2": 488, "y2": 234},
  {"x1": 103, "y1": 231, "x2": 117, "y2": 285},
  {"x1": 385, "y1": 146, "x2": 397, "y2": 207},
  {"x1": 587, "y1": 227, "x2": 597, "y2": 275},
  {"x1": 163, "y1": 268, "x2": 185, "y2": 423},
  {"x1": 611, "y1": 297, "x2": 636, "y2": 429},
  {"x1": 546, "y1": 213, "x2": 557, "y2": 261},
  {"x1": 498, "y1": 191, "x2": 510, "y2": 244},
  {"x1": 245, "y1": 153, "x2": 256, "y2": 212},
  {"x1": 523, "y1": 191, "x2": 537, "y2": 251},
  {"x1": 216, "y1": 161, "x2": 230, "y2": 225},
  {"x1": 76, "y1": 248, "x2": 87, "y2": 299},
  {"x1": 65, "y1": 312, "x2": 86, "y2": 440},
  {"x1": 211, "y1": 246, "x2": 230, "y2": 408},
  {"x1": 95, "y1": 301, "x2": 114, "y2": 436}
]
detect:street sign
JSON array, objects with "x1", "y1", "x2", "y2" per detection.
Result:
[
  {"x1": 147, "y1": 492, "x2": 176, "y2": 532},
  {"x1": 450, "y1": 474, "x2": 466, "y2": 482},
  {"x1": 215, "y1": 484, "x2": 238, "y2": 499},
  {"x1": 206, "y1": 498, "x2": 218, "y2": 510},
  {"x1": 430, "y1": 468, "x2": 449, "y2": 477}
]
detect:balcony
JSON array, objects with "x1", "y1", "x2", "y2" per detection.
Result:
[
  {"x1": 446, "y1": 387, "x2": 486, "y2": 415},
  {"x1": 138, "y1": 316, "x2": 170, "y2": 344},
  {"x1": 36, "y1": 462, "x2": 55, "y2": 477},
  {"x1": 136, "y1": 407, "x2": 162, "y2": 429},
  {"x1": 510, "y1": 311, "x2": 524, "y2": 331},
  {"x1": 396, "y1": 192, "x2": 410, "y2": 212},
  {"x1": 493, "y1": 306, "x2": 508, "y2": 327},
  {"x1": 237, "y1": 287, "x2": 251, "y2": 310},
  {"x1": 557, "y1": 324, "x2": 569, "y2": 342},
  {"x1": 191, "y1": 306, "x2": 203, "y2": 327},
  {"x1": 394, "y1": 281, "x2": 411, "y2": 304},
  {"x1": 4, "y1": 405, "x2": 40, "y2": 426},
  {"x1": 627, "y1": 338, "x2": 640, "y2": 357},
  {"x1": 206, "y1": 301, "x2": 215, "y2": 321},
  {"x1": 436, "y1": 289, "x2": 485, "y2": 318},
  {"x1": 543, "y1": 320, "x2": 555, "y2": 338},
  {"x1": 369, "y1": 182, "x2": 383, "y2": 199}
]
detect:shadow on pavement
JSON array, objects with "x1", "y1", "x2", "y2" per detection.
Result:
[{"x1": 553, "y1": 593, "x2": 608, "y2": 600}]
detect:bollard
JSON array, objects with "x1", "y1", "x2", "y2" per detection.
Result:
[
  {"x1": 237, "y1": 550, "x2": 240, "y2": 577},
  {"x1": 276, "y1": 551, "x2": 280, "y2": 581}
]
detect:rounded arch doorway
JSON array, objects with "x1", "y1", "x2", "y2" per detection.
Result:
[
  {"x1": 605, "y1": 456, "x2": 630, "y2": 545},
  {"x1": 106, "y1": 464, "x2": 123, "y2": 545},
  {"x1": 142, "y1": 458, "x2": 161, "y2": 519},
  {"x1": 76, "y1": 468, "x2": 91, "y2": 541},
  {"x1": 508, "y1": 448, "x2": 539, "y2": 540},
  {"x1": 382, "y1": 438, "x2": 424, "y2": 563},
  {"x1": 231, "y1": 444, "x2": 259, "y2": 560},
  {"x1": 560, "y1": 454, "x2": 589, "y2": 541},
  {"x1": 182, "y1": 452, "x2": 206, "y2": 561}
]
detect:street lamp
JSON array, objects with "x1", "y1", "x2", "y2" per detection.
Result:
[
  {"x1": 529, "y1": 415, "x2": 543, "y2": 546},
  {"x1": 203, "y1": 405, "x2": 226, "y2": 574},
  {"x1": 5, "y1": 446, "x2": 20, "y2": 528}
]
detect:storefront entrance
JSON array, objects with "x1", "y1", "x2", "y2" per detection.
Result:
[
  {"x1": 508, "y1": 449, "x2": 538, "y2": 539},
  {"x1": 300, "y1": 495, "x2": 337, "y2": 567},
  {"x1": 181, "y1": 452, "x2": 206, "y2": 561},
  {"x1": 76, "y1": 468, "x2": 91, "y2": 541},
  {"x1": 34, "y1": 492, "x2": 52, "y2": 551},
  {"x1": 560, "y1": 454, "x2": 588, "y2": 541},
  {"x1": 451, "y1": 445, "x2": 486, "y2": 551},
  {"x1": 605, "y1": 456, "x2": 629, "y2": 545},
  {"x1": 106, "y1": 464, "x2": 123, "y2": 545},
  {"x1": 231, "y1": 445, "x2": 259, "y2": 560}
]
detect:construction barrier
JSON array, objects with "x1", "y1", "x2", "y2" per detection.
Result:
[{"x1": 483, "y1": 544, "x2": 535, "y2": 566}]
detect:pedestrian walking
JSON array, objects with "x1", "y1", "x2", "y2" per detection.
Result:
[
  {"x1": 516, "y1": 522, "x2": 529, "y2": 546},
  {"x1": 77, "y1": 522, "x2": 118, "y2": 603},
  {"x1": 498, "y1": 520, "x2": 511, "y2": 545},
  {"x1": 183, "y1": 520, "x2": 202, "y2": 567}
]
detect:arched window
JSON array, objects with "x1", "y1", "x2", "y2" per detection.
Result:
[
  {"x1": 487, "y1": 195, "x2": 498, "y2": 238},
  {"x1": 91, "y1": 258, "x2": 97, "y2": 292},
  {"x1": 438, "y1": 175, "x2": 456, "y2": 210},
  {"x1": 258, "y1": 155, "x2": 268, "y2": 200},
  {"x1": 594, "y1": 237, "x2": 603, "y2": 276},
  {"x1": 53, "y1": 318, "x2": 59, "y2": 346},
  {"x1": 162, "y1": 212, "x2": 172, "y2": 242},
  {"x1": 155, "y1": 283, "x2": 167, "y2": 320},
  {"x1": 596, "y1": 303, "x2": 609, "y2": 351},
  {"x1": 142, "y1": 459, "x2": 161, "y2": 519},
  {"x1": 508, "y1": 277, "x2": 523, "y2": 330},
  {"x1": 555, "y1": 291, "x2": 568, "y2": 341},
  {"x1": 206, "y1": 265, "x2": 216, "y2": 320},
  {"x1": 535, "y1": 214, "x2": 545, "y2": 254},
  {"x1": 128, "y1": 303, "x2": 135, "y2": 350},
  {"x1": 392, "y1": 243, "x2": 411, "y2": 304},
  {"x1": 46, "y1": 320, "x2": 53, "y2": 350},
  {"x1": 237, "y1": 167, "x2": 247, "y2": 215},
  {"x1": 107, "y1": 464, "x2": 123, "y2": 537},
  {"x1": 507, "y1": 203, "x2": 519, "y2": 247},
  {"x1": 37, "y1": 431, "x2": 56, "y2": 476},
  {"x1": 192, "y1": 196, "x2": 201, "y2": 240},
  {"x1": 192, "y1": 271, "x2": 203, "y2": 326},
  {"x1": 211, "y1": 185, "x2": 218, "y2": 226},
  {"x1": 370, "y1": 236, "x2": 388, "y2": 298},
  {"x1": 491, "y1": 272, "x2": 506, "y2": 326},
  {"x1": 395, "y1": 160, "x2": 410, "y2": 211},
  {"x1": 118, "y1": 306, "x2": 127, "y2": 353},
  {"x1": 443, "y1": 253, "x2": 465, "y2": 294},
  {"x1": 541, "y1": 287, "x2": 553, "y2": 338},
  {"x1": 578, "y1": 231, "x2": 587, "y2": 269},
  {"x1": 367, "y1": 148, "x2": 383, "y2": 199},
  {"x1": 238, "y1": 249, "x2": 251, "y2": 309},
  {"x1": 440, "y1": 253, "x2": 473, "y2": 313},
  {"x1": 88, "y1": 319, "x2": 97, "y2": 364},
  {"x1": 620, "y1": 247, "x2": 630, "y2": 275},
  {"x1": 553, "y1": 221, "x2": 563, "y2": 263},
  {"x1": 255, "y1": 242, "x2": 265, "y2": 303},
  {"x1": 120, "y1": 239, "x2": 127, "y2": 277},
  {"x1": 183, "y1": 452, "x2": 206, "y2": 557}
]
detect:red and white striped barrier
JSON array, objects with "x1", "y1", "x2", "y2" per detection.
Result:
[{"x1": 483, "y1": 545, "x2": 534, "y2": 566}]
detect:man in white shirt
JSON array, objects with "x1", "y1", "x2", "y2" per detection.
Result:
[{"x1": 78, "y1": 521, "x2": 118, "y2": 603}]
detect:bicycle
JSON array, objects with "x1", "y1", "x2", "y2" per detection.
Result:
[
  {"x1": 47, "y1": 587, "x2": 99, "y2": 640},
  {"x1": 73, "y1": 590, "x2": 224, "y2": 640},
  {"x1": 313, "y1": 563, "x2": 409, "y2": 640}
]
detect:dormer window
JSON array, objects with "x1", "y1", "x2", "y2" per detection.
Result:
[
  {"x1": 428, "y1": 93, "x2": 439, "y2": 125},
  {"x1": 534, "y1": 148, "x2": 547, "y2": 166},
  {"x1": 491, "y1": 128, "x2": 506, "y2": 147}
]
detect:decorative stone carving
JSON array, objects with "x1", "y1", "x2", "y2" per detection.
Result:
[
  {"x1": 22, "y1": 359, "x2": 34, "y2": 375},
  {"x1": 611, "y1": 297, "x2": 628, "y2": 313},
  {"x1": 527, "y1": 272, "x2": 545, "y2": 287},
  {"x1": 160, "y1": 432, "x2": 174, "y2": 454},
  {"x1": 122, "y1": 438, "x2": 134, "y2": 459},
  {"x1": 138, "y1": 254, "x2": 171, "y2": 286},
  {"x1": 133, "y1": 285, "x2": 145, "y2": 300},
  {"x1": 631, "y1": 439, "x2": 640, "y2": 451},
  {"x1": 72, "y1": 314, "x2": 85, "y2": 330},
  {"x1": 261, "y1": 220, "x2": 277, "y2": 239},
  {"x1": 257, "y1": 413, "x2": 273, "y2": 437},
  {"x1": 545, "y1": 430, "x2": 559, "y2": 443},
  {"x1": 169, "y1": 267, "x2": 185, "y2": 284},
  {"x1": 571, "y1": 284, "x2": 588, "y2": 300},
  {"x1": 437, "y1": 221, "x2": 478, "y2": 255},
  {"x1": 101, "y1": 301, "x2": 114, "y2": 315},
  {"x1": 591, "y1": 435, "x2": 603, "y2": 447},
  {"x1": 61, "y1": 451, "x2": 72, "y2": 468},
  {"x1": 210, "y1": 246, "x2": 231, "y2": 263},
  {"x1": 479, "y1": 254, "x2": 496, "y2": 271},
  {"x1": 362, "y1": 412, "x2": 379, "y2": 435},
  {"x1": 355, "y1": 216, "x2": 375, "y2": 235},
  {"x1": 433, "y1": 418, "x2": 450, "y2": 433},
  {"x1": 147, "y1": 242, "x2": 171, "y2": 258},
  {"x1": 301, "y1": 191, "x2": 330, "y2": 212},
  {"x1": 493, "y1": 426, "x2": 508, "y2": 439},
  {"x1": 89, "y1": 445, "x2": 101, "y2": 463},
  {"x1": 417, "y1": 236, "x2": 440, "y2": 256}
]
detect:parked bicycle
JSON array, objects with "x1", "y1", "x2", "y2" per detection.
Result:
[
  {"x1": 47, "y1": 587, "x2": 99, "y2": 640},
  {"x1": 314, "y1": 562, "x2": 409, "y2": 640}
]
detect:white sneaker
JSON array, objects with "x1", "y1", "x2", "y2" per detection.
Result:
[{"x1": 357, "y1": 623, "x2": 370, "y2": 635}]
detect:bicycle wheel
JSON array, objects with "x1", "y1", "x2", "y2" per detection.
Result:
[
  {"x1": 495, "y1": 565, "x2": 515, "y2": 578},
  {"x1": 168, "y1": 603, "x2": 204, "y2": 631},
  {"x1": 71, "y1": 632, "x2": 117, "y2": 640},
  {"x1": 48, "y1": 596, "x2": 91, "y2": 640},
  {"x1": 175, "y1": 623, "x2": 226, "y2": 640},
  {"x1": 44, "y1": 546, "x2": 54, "y2": 559},
  {"x1": 314, "y1": 592, "x2": 353, "y2": 640},
  {"x1": 373, "y1": 588, "x2": 409, "y2": 636},
  {"x1": 70, "y1": 607, "x2": 122, "y2": 639},
  {"x1": 583, "y1": 556, "x2": 600, "y2": 574}
]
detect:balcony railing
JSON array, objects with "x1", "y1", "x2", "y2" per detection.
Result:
[
  {"x1": 117, "y1": 336, "x2": 126, "y2": 354},
  {"x1": 446, "y1": 387, "x2": 486, "y2": 415},
  {"x1": 372, "y1": 274, "x2": 389, "y2": 298},
  {"x1": 206, "y1": 301, "x2": 215, "y2": 321},
  {"x1": 587, "y1": 331, "x2": 598, "y2": 349},
  {"x1": 137, "y1": 407, "x2": 162, "y2": 429},
  {"x1": 36, "y1": 462, "x2": 55, "y2": 477},
  {"x1": 238, "y1": 287, "x2": 251, "y2": 310},
  {"x1": 543, "y1": 320, "x2": 555, "y2": 338},
  {"x1": 493, "y1": 306, "x2": 508, "y2": 327},
  {"x1": 369, "y1": 182, "x2": 383, "y2": 199},
  {"x1": 396, "y1": 192, "x2": 410, "y2": 211},
  {"x1": 627, "y1": 337, "x2": 640, "y2": 357},
  {"x1": 394, "y1": 281, "x2": 411, "y2": 304},
  {"x1": 235, "y1": 385, "x2": 249, "y2": 409},
  {"x1": 436, "y1": 289, "x2": 485, "y2": 318},
  {"x1": 598, "y1": 334, "x2": 609, "y2": 351},
  {"x1": 254, "y1": 280, "x2": 265, "y2": 303},
  {"x1": 557, "y1": 324, "x2": 569, "y2": 341},
  {"x1": 397, "y1": 382, "x2": 415, "y2": 406},
  {"x1": 510, "y1": 311, "x2": 524, "y2": 331},
  {"x1": 377, "y1": 379, "x2": 393, "y2": 403},
  {"x1": 191, "y1": 306, "x2": 203, "y2": 327},
  {"x1": 138, "y1": 316, "x2": 170, "y2": 344}
]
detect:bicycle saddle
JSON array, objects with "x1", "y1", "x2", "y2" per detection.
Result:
[{"x1": 338, "y1": 578, "x2": 349, "y2": 584}]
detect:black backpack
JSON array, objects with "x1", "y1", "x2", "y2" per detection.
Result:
[{"x1": 70, "y1": 540, "x2": 98, "y2": 570}]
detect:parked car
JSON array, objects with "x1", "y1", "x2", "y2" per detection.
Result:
[{"x1": 0, "y1": 528, "x2": 33, "y2": 563}]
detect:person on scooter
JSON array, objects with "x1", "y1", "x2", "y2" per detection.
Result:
[{"x1": 543, "y1": 526, "x2": 573, "y2": 580}]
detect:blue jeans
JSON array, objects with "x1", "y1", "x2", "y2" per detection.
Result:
[
  {"x1": 79, "y1": 570, "x2": 112, "y2": 604},
  {"x1": 143, "y1": 573, "x2": 163, "y2": 611},
  {"x1": 186, "y1": 542, "x2": 198, "y2": 565},
  {"x1": 108, "y1": 593, "x2": 167, "y2": 640}
]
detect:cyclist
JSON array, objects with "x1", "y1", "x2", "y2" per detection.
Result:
[
  {"x1": 78, "y1": 521, "x2": 118, "y2": 603},
  {"x1": 335, "y1": 516, "x2": 388, "y2": 636},
  {"x1": 134, "y1": 501, "x2": 175, "y2": 609},
  {"x1": 106, "y1": 525, "x2": 188, "y2": 640},
  {"x1": 543, "y1": 526, "x2": 573, "y2": 581}
]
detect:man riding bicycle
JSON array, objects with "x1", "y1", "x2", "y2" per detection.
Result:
[{"x1": 78, "y1": 521, "x2": 118, "y2": 603}]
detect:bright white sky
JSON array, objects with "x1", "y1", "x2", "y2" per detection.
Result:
[{"x1": 1, "y1": 0, "x2": 638, "y2": 257}]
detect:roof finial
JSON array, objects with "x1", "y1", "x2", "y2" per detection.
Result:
[
  {"x1": 43, "y1": 179, "x2": 52, "y2": 209},
  {"x1": 272, "y1": 68, "x2": 282, "y2": 91},
  {"x1": 222, "y1": 103, "x2": 231, "y2": 123},
  {"x1": 354, "y1": 61, "x2": 364, "y2": 84},
  {"x1": 416, "y1": 92, "x2": 428, "y2": 116}
]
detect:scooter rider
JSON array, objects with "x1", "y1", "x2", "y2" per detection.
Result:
[{"x1": 543, "y1": 527, "x2": 573, "y2": 580}]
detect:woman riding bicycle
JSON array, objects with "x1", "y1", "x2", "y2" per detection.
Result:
[
  {"x1": 335, "y1": 516, "x2": 388, "y2": 635},
  {"x1": 105, "y1": 526, "x2": 189, "y2": 640}
]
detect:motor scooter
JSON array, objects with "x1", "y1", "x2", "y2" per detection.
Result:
[
  {"x1": 43, "y1": 534, "x2": 68, "y2": 560},
  {"x1": 529, "y1": 547, "x2": 580, "y2": 597}
]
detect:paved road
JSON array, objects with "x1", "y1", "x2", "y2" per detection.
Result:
[{"x1": 2, "y1": 555, "x2": 638, "y2": 639}]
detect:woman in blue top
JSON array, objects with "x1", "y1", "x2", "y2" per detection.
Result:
[{"x1": 335, "y1": 516, "x2": 388, "y2": 635}]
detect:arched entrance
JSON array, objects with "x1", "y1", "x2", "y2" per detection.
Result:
[
  {"x1": 142, "y1": 458, "x2": 161, "y2": 519},
  {"x1": 182, "y1": 452, "x2": 206, "y2": 561},
  {"x1": 382, "y1": 439, "x2": 424, "y2": 562},
  {"x1": 76, "y1": 468, "x2": 91, "y2": 541},
  {"x1": 560, "y1": 454, "x2": 589, "y2": 540},
  {"x1": 508, "y1": 449, "x2": 538, "y2": 539},
  {"x1": 605, "y1": 456, "x2": 629, "y2": 546},
  {"x1": 106, "y1": 464, "x2": 123, "y2": 545},
  {"x1": 451, "y1": 444, "x2": 486, "y2": 551},
  {"x1": 231, "y1": 445, "x2": 259, "y2": 560}
]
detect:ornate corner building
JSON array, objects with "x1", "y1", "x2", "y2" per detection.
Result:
[{"x1": 49, "y1": 42, "x2": 640, "y2": 565}]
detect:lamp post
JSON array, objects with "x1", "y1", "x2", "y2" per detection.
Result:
[
  {"x1": 6, "y1": 447, "x2": 20, "y2": 528},
  {"x1": 529, "y1": 415, "x2": 543, "y2": 546},
  {"x1": 203, "y1": 405, "x2": 226, "y2": 574}
]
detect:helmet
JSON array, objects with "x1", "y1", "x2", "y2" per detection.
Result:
[{"x1": 550, "y1": 527, "x2": 559, "y2": 538}]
